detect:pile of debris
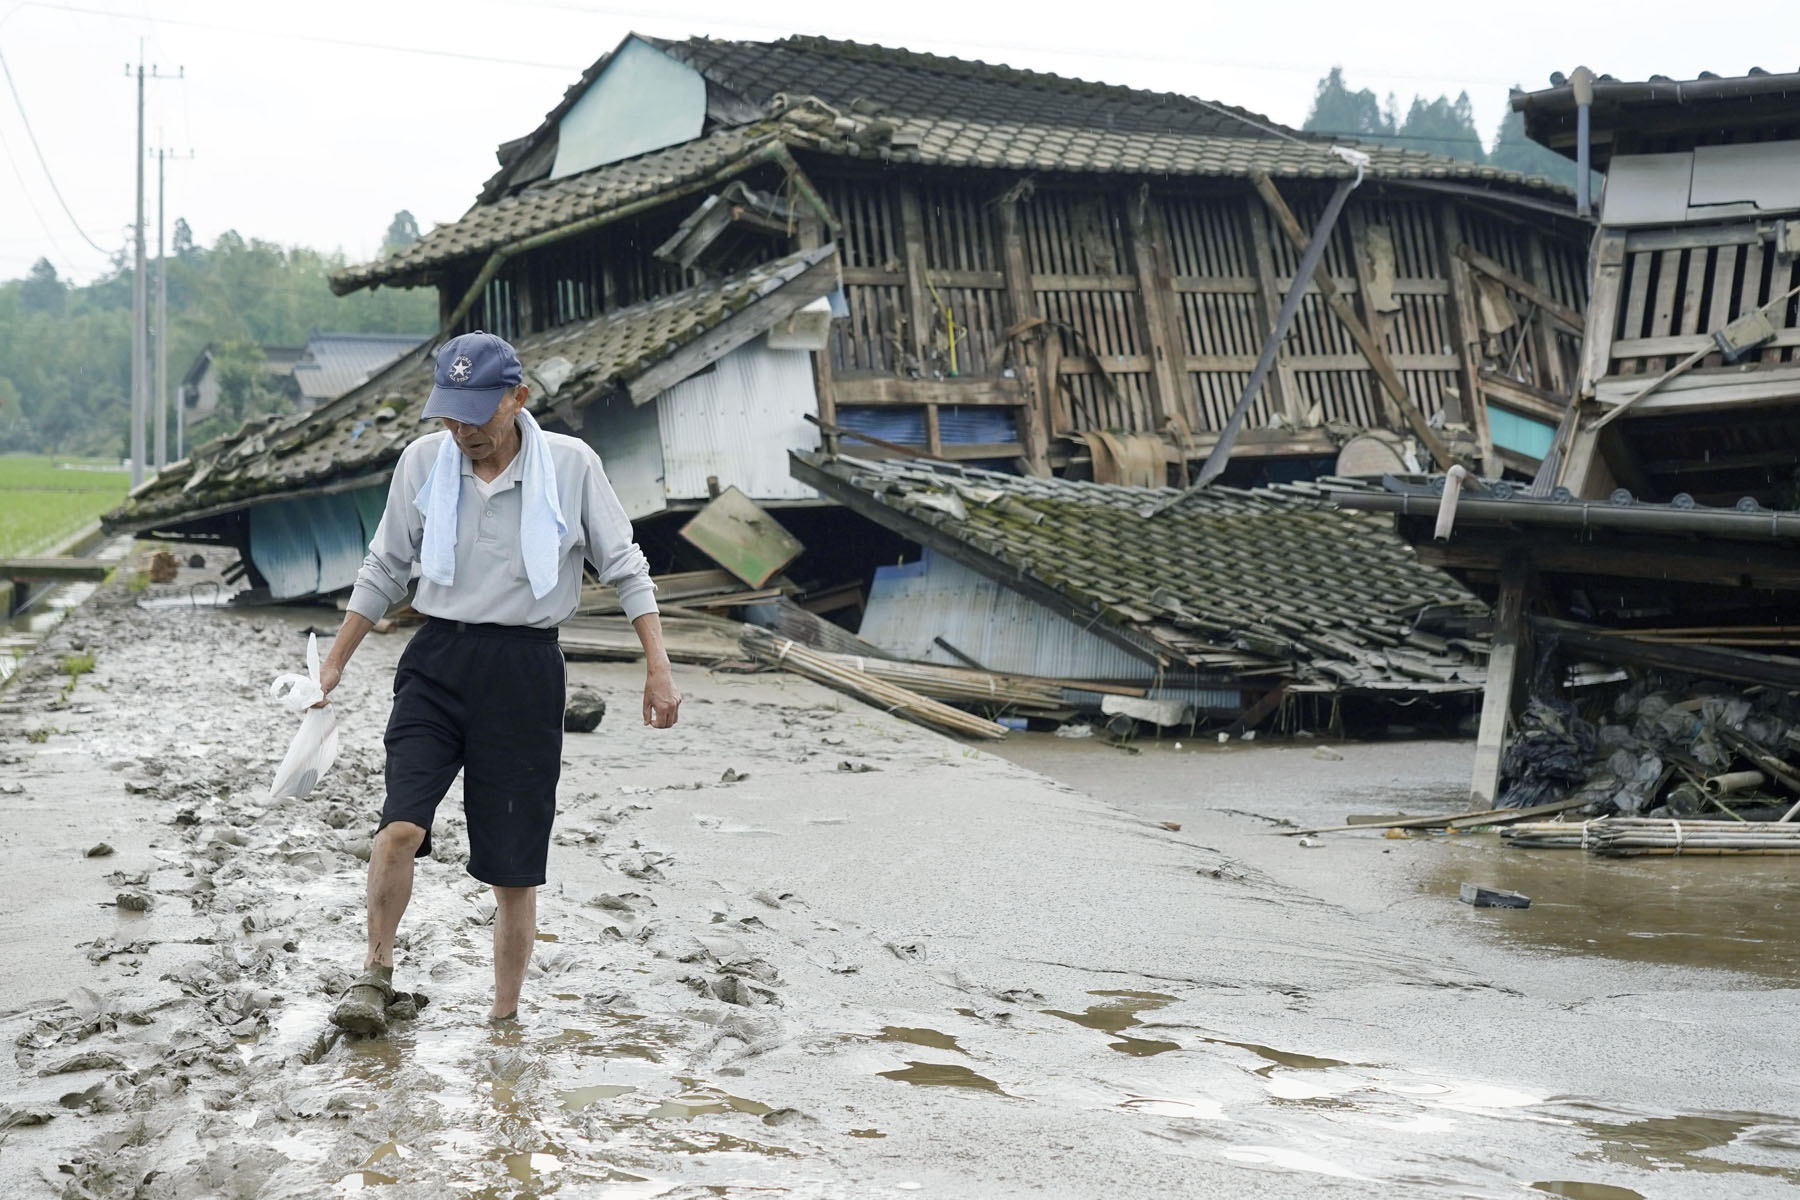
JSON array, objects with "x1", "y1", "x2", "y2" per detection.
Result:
[{"x1": 1498, "y1": 673, "x2": 1800, "y2": 822}]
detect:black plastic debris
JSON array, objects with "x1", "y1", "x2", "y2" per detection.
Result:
[{"x1": 1460, "y1": 883, "x2": 1530, "y2": 909}]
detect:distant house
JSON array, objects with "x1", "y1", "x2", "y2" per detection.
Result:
[{"x1": 179, "y1": 332, "x2": 420, "y2": 419}]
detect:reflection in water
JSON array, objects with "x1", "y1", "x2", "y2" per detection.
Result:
[
  {"x1": 1531, "y1": 1183, "x2": 1646, "y2": 1200},
  {"x1": 878, "y1": 1061, "x2": 1005, "y2": 1093},
  {"x1": 1202, "y1": 1038, "x2": 1348, "y2": 1073},
  {"x1": 557, "y1": 1083, "x2": 636, "y2": 1110},
  {"x1": 1109, "y1": 1035, "x2": 1181, "y2": 1057}
]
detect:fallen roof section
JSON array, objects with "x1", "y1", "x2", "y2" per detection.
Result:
[
  {"x1": 791, "y1": 453, "x2": 1487, "y2": 693},
  {"x1": 1514, "y1": 69, "x2": 1800, "y2": 165},
  {"x1": 107, "y1": 245, "x2": 840, "y2": 534}
]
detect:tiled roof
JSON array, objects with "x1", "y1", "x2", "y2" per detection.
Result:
[
  {"x1": 794, "y1": 453, "x2": 1487, "y2": 691},
  {"x1": 653, "y1": 34, "x2": 1289, "y2": 140},
  {"x1": 332, "y1": 34, "x2": 1572, "y2": 296},
  {"x1": 109, "y1": 247, "x2": 838, "y2": 531},
  {"x1": 332, "y1": 123, "x2": 786, "y2": 295},
  {"x1": 293, "y1": 333, "x2": 422, "y2": 402}
]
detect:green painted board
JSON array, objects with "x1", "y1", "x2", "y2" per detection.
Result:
[{"x1": 678, "y1": 487, "x2": 804, "y2": 587}]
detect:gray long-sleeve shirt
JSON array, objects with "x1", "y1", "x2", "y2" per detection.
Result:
[{"x1": 346, "y1": 429, "x2": 658, "y2": 628}]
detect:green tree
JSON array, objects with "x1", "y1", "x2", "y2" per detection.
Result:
[
  {"x1": 172, "y1": 217, "x2": 196, "y2": 259},
  {"x1": 1490, "y1": 91, "x2": 1582, "y2": 188},
  {"x1": 1303, "y1": 67, "x2": 1396, "y2": 141},
  {"x1": 20, "y1": 258, "x2": 66, "y2": 314},
  {"x1": 382, "y1": 210, "x2": 421, "y2": 256},
  {"x1": 0, "y1": 227, "x2": 436, "y2": 456},
  {"x1": 1398, "y1": 92, "x2": 1485, "y2": 163}
]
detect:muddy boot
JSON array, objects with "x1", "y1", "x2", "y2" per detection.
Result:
[{"x1": 331, "y1": 965, "x2": 395, "y2": 1037}]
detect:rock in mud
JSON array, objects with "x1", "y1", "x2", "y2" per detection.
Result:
[
  {"x1": 564, "y1": 689, "x2": 607, "y2": 733},
  {"x1": 115, "y1": 891, "x2": 152, "y2": 912},
  {"x1": 85, "y1": 842, "x2": 115, "y2": 857},
  {"x1": 0, "y1": 1103, "x2": 57, "y2": 1128}
]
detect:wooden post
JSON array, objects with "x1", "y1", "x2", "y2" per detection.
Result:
[
  {"x1": 796, "y1": 214, "x2": 840, "y2": 455},
  {"x1": 1345, "y1": 206, "x2": 1399, "y2": 432},
  {"x1": 1123, "y1": 187, "x2": 1183, "y2": 441},
  {"x1": 897, "y1": 181, "x2": 938, "y2": 454},
  {"x1": 1251, "y1": 173, "x2": 1456, "y2": 470},
  {"x1": 1554, "y1": 229, "x2": 1628, "y2": 496},
  {"x1": 1438, "y1": 203, "x2": 1497, "y2": 477},
  {"x1": 1524, "y1": 233, "x2": 1570, "y2": 398},
  {"x1": 1471, "y1": 550, "x2": 1532, "y2": 810},
  {"x1": 996, "y1": 194, "x2": 1052, "y2": 476},
  {"x1": 514, "y1": 259, "x2": 536, "y2": 335},
  {"x1": 1241, "y1": 191, "x2": 1296, "y2": 426}
]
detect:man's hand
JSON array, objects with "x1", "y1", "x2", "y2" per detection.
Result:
[
  {"x1": 643, "y1": 669, "x2": 681, "y2": 729},
  {"x1": 312, "y1": 659, "x2": 343, "y2": 709}
]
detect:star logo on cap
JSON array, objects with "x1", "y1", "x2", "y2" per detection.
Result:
[{"x1": 448, "y1": 355, "x2": 473, "y2": 382}]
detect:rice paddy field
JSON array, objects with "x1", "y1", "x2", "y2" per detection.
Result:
[{"x1": 0, "y1": 455, "x2": 131, "y2": 558}]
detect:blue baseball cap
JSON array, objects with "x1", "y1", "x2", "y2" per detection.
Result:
[{"x1": 421, "y1": 331, "x2": 523, "y2": 425}]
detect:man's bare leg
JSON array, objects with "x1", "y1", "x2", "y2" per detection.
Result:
[
  {"x1": 366, "y1": 821, "x2": 426, "y2": 968},
  {"x1": 331, "y1": 822, "x2": 426, "y2": 1035},
  {"x1": 490, "y1": 885, "x2": 536, "y2": 1020}
]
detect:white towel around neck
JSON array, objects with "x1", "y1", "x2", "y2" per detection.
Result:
[{"x1": 413, "y1": 409, "x2": 567, "y2": 600}]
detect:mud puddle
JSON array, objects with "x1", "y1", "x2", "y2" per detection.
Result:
[
  {"x1": 1429, "y1": 841, "x2": 1800, "y2": 980},
  {"x1": 1044, "y1": 989, "x2": 1180, "y2": 1055}
]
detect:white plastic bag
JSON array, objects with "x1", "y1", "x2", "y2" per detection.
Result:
[{"x1": 268, "y1": 633, "x2": 338, "y2": 799}]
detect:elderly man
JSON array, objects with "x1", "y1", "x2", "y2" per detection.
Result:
[{"x1": 317, "y1": 330, "x2": 679, "y2": 1036}]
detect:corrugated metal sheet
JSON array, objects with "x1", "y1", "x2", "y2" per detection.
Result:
[
  {"x1": 836, "y1": 404, "x2": 1016, "y2": 446},
  {"x1": 656, "y1": 341, "x2": 820, "y2": 502},
  {"x1": 293, "y1": 334, "x2": 420, "y2": 402},
  {"x1": 248, "y1": 501, "x2": 319, "y2": 600},
  {"x1": 248, "y1": 494, "x2": 371, "y2": 599},
  {"x1": 351, "y1": 485, "x2": 387, "y2": 544},
  {"x1": 300, "y1": 494, "x2": 371, "y2": 594},
  {"x1": 859, "y1": 549, "x2": 1156, "y2": 681},
  {"x1": 580, "y1": 391, "x2": 668, "y2": 520}
]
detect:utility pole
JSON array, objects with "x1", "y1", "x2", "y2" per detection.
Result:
[
  {"x1": 126, "y1": 49, "x2": 182, "y2": 484},
  {"x1": 153, "y1": 143, "x2": 194, "y2": 469},
  {"x1": 129, "y1": 48, "x2": 145, "y2": 486}
]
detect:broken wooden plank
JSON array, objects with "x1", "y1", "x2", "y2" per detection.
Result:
[
  {"x1": 0, "y1": 558, "x2": 110, "y2": 583},
  {"x1": 1454, "y1": 243, "x2": 1584, "y2": 337},
  {"x1": 1529, "y1": 616, "x2": 1800, "y2": 690},
  {"x1": 1282, "y1": 795, "x2": 1591, "y2": 837}
]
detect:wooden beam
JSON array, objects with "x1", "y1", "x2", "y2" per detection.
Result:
[
  {"x1": 1414, "y1": 538, "x2": 1800, "y2": 593},
  {"x1": 1532, "y1": 616, "x2": 1800, "y2": 690},
  {"x1": 624, "y1": 252, "x2": 841, "y2": 403},
  {"x1": 1577, "y1": 230, "x2": 1628, "y2": 403},
  {"x1": 1241, "y1": 190, "x2": 1296, "y2": 426},
  {"x1": 1123, "y1": 187, "x2": 1182, "y2": 438},
  {"x1": 996, "y1": 195, "x2": 1052, "y2": 476},
  {"x1": 1524, "y1": 234, "x2": 1571, "y2": 398},
  {"x1": 1454, "y1": 243, "x2": 1584, "y2": 337},
  {"x1": 1345, "y1": 205, "x2": 1401, "y2": 432},
  {"x1": 1250, "y1": 172, "x2": 1457, "y2": 470},
  {"x1": 896, "y1": 181, "x2": 933, "y2": 375},
  {"x1": 1471, "y1": 551, "x2": 1531, "y2": 810},
  {"x1": 1438, "y1": 205, "x2": 1497, "y2": 477},
  {"x1": 1478, "y1": 370, "x2": 1566, "y2": 424},
  {"x1": 833, "y1": 377, "x2": 1025, "y2": 407},
  {"x1": 795, "y1": 215, "x2": 838, "y2": 454},
  {"x1": 0, "y1": 557, "x2": 110, "y2": 583}
]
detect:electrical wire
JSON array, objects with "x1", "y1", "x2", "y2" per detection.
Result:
[
  {"x1": 0, "y1": 117, "x2": 75, "y2": 273},
  {"x1": 23, "y1": 1, "x2": 583, "y2": 70},
  {"x1": 0, "y1": 44, "x2": 111, "y2": 254}
]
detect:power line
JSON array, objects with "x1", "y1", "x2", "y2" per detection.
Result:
[
  {"x1": 0, "y1": 118, "x2": 73, "y2": 273},
  {"x1": 24, "y1": 1, "x2": 585, "y2": 71},
  {"x1": 0, "y1": 44, "x2": 111, "y2": 254}
]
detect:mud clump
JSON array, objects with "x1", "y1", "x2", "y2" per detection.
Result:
[{"x1": 564, "y1": 689, "x2": 607, "y2": 733}]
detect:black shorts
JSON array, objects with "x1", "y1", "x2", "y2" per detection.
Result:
[{"x1": 380, "y1": 618, "x2": 565, "y2": 887}]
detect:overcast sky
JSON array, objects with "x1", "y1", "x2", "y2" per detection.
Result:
[{"x1": 0, "y1": 0, "x2": 1790, "y2": 284}]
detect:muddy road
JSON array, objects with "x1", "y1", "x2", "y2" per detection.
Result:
[{"x1": 1, "y1": 574, "x2": 1796, "y2": 1198}]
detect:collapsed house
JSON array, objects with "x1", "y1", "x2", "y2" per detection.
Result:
[
  {"x1": 795, "y1": 453, "x2": 1487, "y2": 723},
  {"x1": 1341, "y1": 68, "x2": 1800, "y2": 812},
  {"x1": 100, "y1": 34, "x2": 1596, "y2": 722}
]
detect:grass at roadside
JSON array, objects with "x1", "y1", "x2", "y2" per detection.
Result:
[{"x1": 0, "y1": 454, "x2": 130, "y2": 557}]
